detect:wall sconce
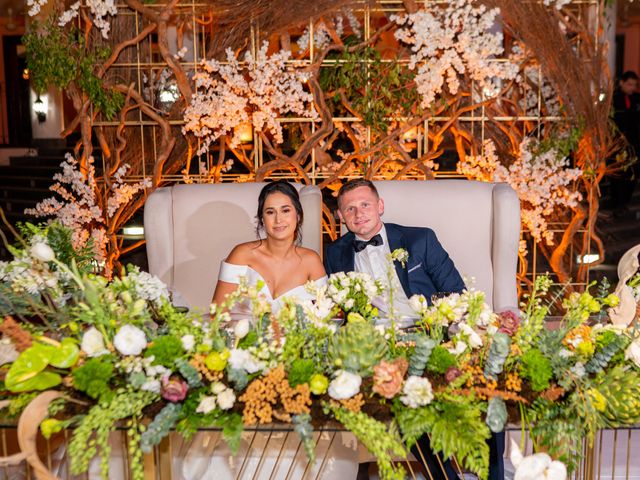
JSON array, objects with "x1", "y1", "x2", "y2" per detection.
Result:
[{"x1": 33, "y1": 95, "x2": 47, "y2": 123}]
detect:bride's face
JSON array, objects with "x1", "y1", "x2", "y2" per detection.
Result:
[{"x1": 262, "y1": 192, "x2": 299, "y2": 241}]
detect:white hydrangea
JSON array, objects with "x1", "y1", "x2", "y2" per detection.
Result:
[
  {"x1": 183, "y1": 42, "x2": 317, "y2": 154},
  {"x1": 392, "y1": 0, "x2": 519, "y2": 108},
  {"x1": 128, "y1": 268, "x2": 170, "y2": 305},
  {"x1": 228, "y1": 348, "x2": 266, "y2": 374},
  {"x1": 400, "y1": 376, "x2": 434, "y2": 408}
]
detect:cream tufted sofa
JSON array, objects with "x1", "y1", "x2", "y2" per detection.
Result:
[
  {"x1": 368, "y1": 179, "x2": 520, "y2": 313},
  {"x1": 144, "y1": 179, "x2": 520, "y2": 314},
  {"x1": 144, "y1": 183, "x2": 322, "y2": 313}
]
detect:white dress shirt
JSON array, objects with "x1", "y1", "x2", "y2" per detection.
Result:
[{"x1": 353, "y1": 224, "x2": 416, "y2": 324}]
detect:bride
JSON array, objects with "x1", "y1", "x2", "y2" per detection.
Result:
[
  {"x1": 212, "y1": 180, "x2": 326, "y2": 318},
  {"x1": 173, "y1": 181, "x2": 359, "y2": 480}
]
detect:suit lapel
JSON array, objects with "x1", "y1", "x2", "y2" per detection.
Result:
[
  {"x1": 385, "y1": 224, "x2": 411, "y2": 297},
  {"x1": 340, "y1": 233, "x2": 355, "y2": 272}
]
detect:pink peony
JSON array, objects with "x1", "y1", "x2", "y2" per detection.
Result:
[
  {"x1": 161, "y1": 376, "x2": 188, "y2": 402},
  {"x1": 373, "y1": 358, "x2": 408, "y2": 399},
  {"x1": 498, "y1": 310, "x2": 520, "y2": 336}
]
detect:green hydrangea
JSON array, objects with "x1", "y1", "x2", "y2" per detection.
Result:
[
  {"x1": 519, "y1": 348, "x2": 553, "y2": 392},
  {"x1": 72, "y1": 356, "x2": 114, "y2": 401},
  {"x1": 144, "y1": 336, "x2": 184, "y2": 368},
  {"x1": 426, "y1": 345, "x2": 457, "y2": 374}
]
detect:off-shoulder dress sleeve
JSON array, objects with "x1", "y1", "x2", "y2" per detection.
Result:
[{"x1": 218, "y1": 261, "x2": 248, "y2": 284}]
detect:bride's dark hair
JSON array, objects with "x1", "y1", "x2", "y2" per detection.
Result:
[{"x1": 256, "y1": 181, "x2": 304, "y2": 244}]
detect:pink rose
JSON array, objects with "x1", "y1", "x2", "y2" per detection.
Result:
[
  {"x1": 497, "y1": 310, "x2": 520, "y2": 336},
  {"x1": 161, "y1": 376, "x2": 188, "y2": 402},
  {"x1": 373, "y1": 358, "x2": 408, "y2": 399}
]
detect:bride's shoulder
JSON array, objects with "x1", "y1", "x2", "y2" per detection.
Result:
[
  {"x1": 226, "y1": 241, "x2": 261, "y2": 264},
  {"x1": 296, "y1": 247, "x2": 325, "y2": 278}
]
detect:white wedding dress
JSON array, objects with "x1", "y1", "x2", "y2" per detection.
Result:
[{"x1": 171, "y1": 261, "x2": 359, "y2": 480}]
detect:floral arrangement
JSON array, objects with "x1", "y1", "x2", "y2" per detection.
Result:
[
  {"x1": 183, "y1": 42, "x2": 318, "y2": 154},
  {"x1": 1, "y1": 224, "x2": 639, "y2": 480}
]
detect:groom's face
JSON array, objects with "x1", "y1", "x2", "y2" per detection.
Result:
[{"x1": 337, "y1": 186, "x2": 384, "y2": 240}]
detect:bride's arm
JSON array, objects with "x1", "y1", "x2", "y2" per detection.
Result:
[{"x1": 211, "y1": 244, "x2": 250, "y2": 306}]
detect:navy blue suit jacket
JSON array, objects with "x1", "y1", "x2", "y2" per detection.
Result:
[{"x1": 324, "y1": 223, "x2": 465, "y2": 302}]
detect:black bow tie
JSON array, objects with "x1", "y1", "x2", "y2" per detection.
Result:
[{"x1": 353, "y1": 234, "x2": 383, "y2": 253}]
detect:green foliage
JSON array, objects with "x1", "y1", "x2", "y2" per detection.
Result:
[
  {"x1": 175, "y1": 391, "x2": 243, "y2": 453},
  {"x1": 288, "y1": 358, "x2": 315, "y2": 387},
  {"x1": 519, "y1": 348, "x2": 553, "y2": 392},
  {"x1": 514, "y1": 275, "x2": 553, "y2": 354},
  {"x1": 327, "y1": 403, "x2": 407, "y2": 480},
  {"x1": 4, "y1": 392, "x2": 38, "y2": 418},
  {"x1": 586, "y1": 332, "x2": 629, "y2": 374},
  {"x1": 72, "y1": 356, "x2": 115, "y2": 401},
  {"x1": 292, "y1": 413, "x2": 315, "y2": 461},
  {"x1": 319, "y1": 43, "x2": 421, "y2": 134},
  {"x1": 145, "y1": 336, "x2": 185, "y2": 368},
  {"x1": 68, "y1": 389, "x2": 157, "y2": 479},
  {"x1": 408, "y1": 335, "x2": 436, "y2": 376},
  {"x1": 593, "y1": 365, "x2": 640, "y2": 425},
  {"x1": 23, "y1": 19, "x2": 123, "y2": 119},
  {"x1": 175, "y1": 357, "x2": 202, "y2": 388},
  {"x1": 426, "y1": 345, "x2": 456, "y2": 375},
  {"x1": 5, "y1": 340, "x2": 79, "y2": 392},
  {"x1": 483, "y1": 333, "x2": 511, "y2": 380},
  {"x1": 529, "y1": 398, "x2": 584, "y2": 472},
  {"x1": 393, "y1": 396, "x2": 490, "y2": 480},
  {"x1": 16, "y1": 221, "x2": 95, "y2": 274},
  {"x1": 328, "y1": 320, "x2": 388, "y2": 376},
  {"x1": 140, "y1": 403, "x2": 182, "y2": 453}
]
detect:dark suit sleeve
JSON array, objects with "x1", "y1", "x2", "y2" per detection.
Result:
[
  {"x1": 423, "y1": 229, "x2": 465, "y2": 294},
  {"x1": 323, "y1": 244, "x2": 335, "y2": 276}
]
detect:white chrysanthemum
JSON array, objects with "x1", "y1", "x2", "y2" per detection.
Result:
[
  {"x1": 113, "y1": 324, "x2": 147, "y2": 356},
  {"x1": 401, "y1": 376, "x2": 434, "y2": 408}
]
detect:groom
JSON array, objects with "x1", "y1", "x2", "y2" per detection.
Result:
[{"x1": 324, "y1": 179, "x2": 504, "y2": 480}]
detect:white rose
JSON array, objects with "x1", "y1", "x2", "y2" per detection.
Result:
[
  {"x1": 181, "y1": 334, "x2": 195, "y2": 351},
  {"x1": 211, "y1": 381, "x2": 226, "y2": 395},
  {"x1": 196, "y1": 396, "x2": 217, "y2": 414},
  {"x1": 328, "y1": 370, "x2": 361, "y2": 400},
  {"x1": 625, "y1": 339, "x2": 640, "y2": 367},
  {"x1": 81, "y1": 327, "x2": 108, "y2": 357},
  {"x1": 113, "y1": 324, "x2": 147, "y2": 356},
  {"x1": 409, "y1": 294, "x2": 427, "y2": 314},
  {"x1": 510, "y1": 439, "x2": 567, "y2": 480},
  {"x1": 30, "y1": 242, "x2": 55, "y2": 262},
  {"x1": 400, "y1": 376, "x2": 434, "y2": 408},
  {"x1": 141, "y1": 379, "x2": 161, "y2": 394},
  {"x1": 216, "y1": 389, "x2": 236, "y2": 410},
  {"x1": 234, "y1": 319, "x2": 250, "y2": 339}
]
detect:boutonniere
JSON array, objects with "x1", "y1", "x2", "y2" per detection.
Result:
[{"x1": 388, "y1": 248, "x2": 409, "y2": 268}]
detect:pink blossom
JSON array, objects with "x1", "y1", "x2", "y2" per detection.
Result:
[
  {"x1": 373, "y1": 358, "x2": 408, "y2": 399},
  {"x1": 161, "y1": 376, "x2": 188, "y2": 402},
  {"x1": 497, "y1": 310, "x2": 521, "y2": 336}
]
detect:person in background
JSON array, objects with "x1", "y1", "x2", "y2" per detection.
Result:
[{"x1": 610, "y1": 71, "x2": 640, "y2": 217}]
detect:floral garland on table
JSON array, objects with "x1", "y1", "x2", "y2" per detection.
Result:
[{"x1": 1, "y1": 224, "x2": 639, "y2": 480}]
